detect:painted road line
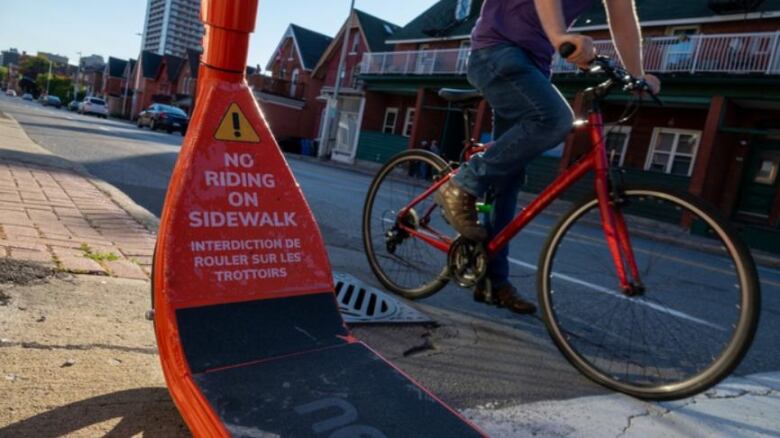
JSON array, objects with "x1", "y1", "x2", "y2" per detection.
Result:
[
  {"x1": 462, "y1": 371, "x2": 780, "y2": 438},
  {"x1": 508, "y1": 257, "x2": 724, "y2": 330}
]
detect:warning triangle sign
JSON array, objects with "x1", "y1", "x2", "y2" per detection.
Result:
[{"x1": 214, "y1": 103, "x2": 261, "y2": 143}]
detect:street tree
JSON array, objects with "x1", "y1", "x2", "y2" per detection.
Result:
[
  {"x1": 19, "y1": 56, "x2": 51, "y2": 80},
  {"x1": 36, "y1": 74, "x2": 72, "y2": 102}
]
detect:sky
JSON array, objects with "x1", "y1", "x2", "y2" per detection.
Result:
[{"x1": 0, "y1": 0, "x2": 438, "y2": 70}]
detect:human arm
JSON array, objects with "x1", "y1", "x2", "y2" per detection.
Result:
[
  {"x1": 604, "y1": 0, "x2": 660, "y2": 93},
  {"x1": 534, "y1": 0, "x2": 594, "y2": 68}
]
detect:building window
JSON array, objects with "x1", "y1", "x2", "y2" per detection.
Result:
[
  {"x1": 290, "y1": 68, "x2": 300, "y2": 97},
  {"x1": 350, "y1": 64, "x2": 361, "y2": 89},
  {"x1": 383, "y1": 108, "x2": 399, "y2": 134},
  {"x1": 455, "y1": 0, "x2": 472, "y2": 21},
  {"x1": 605, "y1": 125, "x2": 631, "y2": 167},
  {"x1": 645, "y1": 128, "x2": 700, "y2": 177},
  {"x1": 402, "y1": 108, "x2": 416, "y2": 137},
  {"x1": 350, "y1": 32, "x2": 361, "y2": 54},
  {"x1": 755, "y1": 159, "x2": 779, "y2": 185}
]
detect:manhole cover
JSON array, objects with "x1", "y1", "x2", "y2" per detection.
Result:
[{"x1": 333, "y1": 272, "x2": 432, "y2": 324}]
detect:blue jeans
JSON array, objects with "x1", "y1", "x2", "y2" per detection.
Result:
[{"x1": 453, "y1": 45, "x2": 574, "y2": 288}]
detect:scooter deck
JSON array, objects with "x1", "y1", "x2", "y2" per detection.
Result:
[{"x1": 177, "y1": 294, "x2": 481, "y2": 436}]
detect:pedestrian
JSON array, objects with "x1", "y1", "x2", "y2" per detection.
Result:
[
  {"x1": 435, "y1": 0, "x2": 660, "y2": 314},
  {"x1": 411, "y1": 140, "x2": 429, "y2": 178}
]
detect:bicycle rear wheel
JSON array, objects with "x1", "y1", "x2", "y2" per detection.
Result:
[
  {"x1": 538, "y1": 185, "x2": 760, "y2": 400},
  {"x1": 362, "y1": 150, "x2": 455, "y2": 299}
]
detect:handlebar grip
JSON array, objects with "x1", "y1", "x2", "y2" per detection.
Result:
[{"x1": 559, "y1": 42, "x2": 577, "y2": 59}]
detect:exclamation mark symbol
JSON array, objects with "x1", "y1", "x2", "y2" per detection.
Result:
[{"x1": 232, "y1": 112, "x2": 241, "y2": 139}]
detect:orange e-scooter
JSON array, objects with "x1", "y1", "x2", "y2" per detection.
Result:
[{"x1": 152, "y1": 0, "x2": 485, "y2": 436}]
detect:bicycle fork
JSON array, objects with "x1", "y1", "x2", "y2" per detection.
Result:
[{"x1": 592, "y1": 116, "x2": 643, "y2": 296}]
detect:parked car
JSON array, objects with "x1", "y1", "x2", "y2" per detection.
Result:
[
  {"x1": 79, "y1": 97, "x2": 108, "y2": 119},
  {"x1": 21, "y1": 93, "x2": 33, "y2": 101},
  {"x1": 41, "y1": 95, "x2": 62, "y2": 109},
  {"x1": 5, "y1": 89, "x2": 16, "y2": 97},
  {"x1": 67, "y1": 100, "x2": 80, "y2": 112},
  {"x1": 136, "y1": 103, "x2": 189, "y2": 134}
]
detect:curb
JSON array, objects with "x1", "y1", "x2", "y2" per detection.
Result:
[{"x1": 0, "y1": 113, "x2": 160, "y2": 234}]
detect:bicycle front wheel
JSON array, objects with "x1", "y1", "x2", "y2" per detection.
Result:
[
  {"x1": 538, "y1": 185, "x2": 760, "y2": 400},
  {"x1": 362, "y1": 150, "x2": 455, "y2": 299}
]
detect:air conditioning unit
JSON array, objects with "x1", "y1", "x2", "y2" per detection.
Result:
[{"x1": 708, "y1": 0, "x2": 765, "y2": 14}]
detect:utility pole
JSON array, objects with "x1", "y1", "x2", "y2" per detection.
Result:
[
  {"x1": 73, "y1": 51, "x2": 82, "y2": 101},
  {"x1": 321, "y1": 0, "x2": 355, "y2": 159},
  {"x1": 122, "y1": 58, "x2": 131, "y2": 119},
  {"x1": 45, "y1": 59, "x2": 53, "y2": 96}
]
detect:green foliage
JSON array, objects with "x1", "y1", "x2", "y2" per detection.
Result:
[
  {"x1": 35, "y1": 73, "x2": 72, "y2": 102},
  {"x1": 19, "y1": 56, "x2": 51, "y2": 79},
  {"x1": 0, "y1": 66, "x2": 7, "y2": 83},
  {"x1": 79, "y1": 243, "x2": 119, "y2": 262}
]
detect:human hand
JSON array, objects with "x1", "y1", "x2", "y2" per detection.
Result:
[
  {"x1": 642, "y1": 74, "x2": 661, "y2": 95},
  {"x1": 556, "y1": 34, "x2": 595, "y2": 69}
]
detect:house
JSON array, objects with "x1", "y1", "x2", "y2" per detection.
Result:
[
  {"x1": 172, "y1": 48, "x2": 202, "y2": 115},
  {"x1": 358, "y1": 0, "x2": 780, "y2": 254},
  {"x1": 102, "y1": 57, "x2": 136, "y2": 117},
  {"x1": 253, "y1": 24, "x2": 332, "y2": 151},
  {"x1": 312, "y1": 9, "x2": 401, "y2": 162},
  {"x1": 130, "y1": 51, "x2": 185, "y2": 118}
]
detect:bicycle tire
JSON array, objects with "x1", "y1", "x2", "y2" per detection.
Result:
[
  {"x1": 537, "y1": 184, "x2": 760, "y2": 400},
  {"x1": 362, "y1": 150, "x2": 453, "y2": 299}
]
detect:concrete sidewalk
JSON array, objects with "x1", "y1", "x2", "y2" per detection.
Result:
[{"x1": 0, "y1": 112, "x2": 155, "y2": 279}]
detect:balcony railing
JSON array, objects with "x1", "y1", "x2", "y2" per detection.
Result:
[{"x1": 362, "y1": 31, "x2": 780, "y2": 77}]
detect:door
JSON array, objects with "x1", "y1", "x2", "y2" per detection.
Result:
[
  {"x1": 331, "y1": 97, "x2": 364, "y2": 164},
  {"x1": 736, "y1": 145, "x2": 780, "y2": 221}
]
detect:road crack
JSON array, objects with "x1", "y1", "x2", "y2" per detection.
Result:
[{"x1": 0, "y1": 339, "x2": 157, "y2": 355}]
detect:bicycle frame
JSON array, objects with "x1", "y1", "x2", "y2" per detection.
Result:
[{"x1": 396, "y1": 110, "x2": 643, "y2": 292}]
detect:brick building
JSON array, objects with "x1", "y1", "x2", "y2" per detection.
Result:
[
  {"x1": 102, "y1": 57, "x2": 136, "y2": 117},
  {"x1": 356, "y1": 0, "x2": 780, "y2": 253},
  {"x1": 312, "y1": 9, "x2": 401, "y2": 163},
  {"x1": 253, "y1": 24, "x2": 332, "y2": 150},
  {"x1": 172, "y1": 48, "x2": 202, "y2": 115},
  {"x1": 130, "y1": 51, "x2": 185, "y2": 119}
]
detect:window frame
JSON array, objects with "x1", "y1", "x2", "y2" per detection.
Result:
[
  {"x1": 383, "y1": 107, "x2": 399, "y2": 135},
  {"x1": 455, "y1": 0, "x2": 473, "y2": 21},
  {"x1": 644, "y1": 128, "x2": 701, "y2": 177},
  {"x1": 402, "y1": 108, "x2": 416, "y2": 138},
  {"x1": 350, "y1": 32, "x2": 361, "y2": 55},
  {"x1": 604, "y1": 125, "x2": 631, "y2": 167}
]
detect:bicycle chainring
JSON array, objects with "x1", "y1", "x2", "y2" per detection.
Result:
[{"x1": 447, "y1": 236, "x2": 488, "y2": 288}]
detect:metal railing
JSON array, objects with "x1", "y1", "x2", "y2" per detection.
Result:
[{"x1": 362, "y1": 32, "x2": 780, "y2": 76}]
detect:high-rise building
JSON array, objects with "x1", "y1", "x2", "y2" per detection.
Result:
[
  {"x1": 141, "y1": 0, "x2": 204, "y2": 57},
  {"x1": 0, "y1": 48, "x2": 20, "y2": 67},
  {"x1": 80, "y1": 54, "x2": 105, "y2": 70}
]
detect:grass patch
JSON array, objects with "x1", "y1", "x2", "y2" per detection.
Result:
[{"x1": 79, "y1": 243, "x2": 119, "y2": 262}]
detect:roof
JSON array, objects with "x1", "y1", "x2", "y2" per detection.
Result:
[
  {"x1": 312, "y1": 10, "x2": 401, "y2": 75},
  {"x1": 290, "y1": 24, "x2": 333, "y2": 69},
  {"x1": 141, "y1": 51, "x2": 162, "y2": 79},
  {"x1": 106, "y1": 57, "x2": 128, "y2": 78},
  {"x1": 387, "y1": 0, "x2": 483, "y2": 43},
  {"x1": 163, "y1": 55, "x2": 185, "y2": 82},
  {"x1": 355, "y1": 9, "x2": 402, "y2": 51},
  {"x1": 574, "y1": 0, "x2": 780, "y2": 28}
]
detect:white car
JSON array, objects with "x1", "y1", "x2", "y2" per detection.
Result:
[
  {"x1": 79, "y1": 97, "x2": 108, "y2": 119},
  {"x1": 5, "y1": 89, "x2": 16, "y2": 97}
]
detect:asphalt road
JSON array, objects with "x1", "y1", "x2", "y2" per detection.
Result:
[{"x1": 1, "y1": 94, "x2": 779, "y2": 410}]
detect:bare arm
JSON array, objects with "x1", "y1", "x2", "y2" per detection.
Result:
[
  {"x1": 604, "y1": 0, "x2": 643, "y2": 76},
  {"x1": 604, "y1": 0, "x2": 660, "y2": 92}
]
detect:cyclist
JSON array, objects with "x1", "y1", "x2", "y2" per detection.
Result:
[{"x1": 436, "y1": 0, "x2": 661, "y2": 314}]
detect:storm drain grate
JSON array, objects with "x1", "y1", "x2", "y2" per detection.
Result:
[{"x1": 333, "y1": 272, "x2": 432, "y2": 324}]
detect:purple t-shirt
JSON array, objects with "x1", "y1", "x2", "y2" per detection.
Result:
[{"x1": 471, "y1": 0, "x2": 595, "y2": 74}]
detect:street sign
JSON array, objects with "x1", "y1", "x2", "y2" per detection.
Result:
[
  {"x1": 214, "y1": 103, "x2": 260, "y2": 143},
  {"x1": 152, "y1": 1, "x2": 485, "y2": 436}
]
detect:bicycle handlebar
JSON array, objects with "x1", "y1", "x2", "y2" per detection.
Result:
[{"x1": 558, "y1": 42, "x2": 662, "y2": 106}]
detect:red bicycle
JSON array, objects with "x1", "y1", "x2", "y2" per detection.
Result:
[{"x1": 362, "y1": 51, "x2": 760, "y2": 400}]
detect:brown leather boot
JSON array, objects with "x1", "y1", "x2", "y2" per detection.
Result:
[
  {"x1": 476, "y1": 282, "x2": 537, "y2": 315},
  {"x1": 435, "y1": 180, "x2": 487, "y2": 242}
]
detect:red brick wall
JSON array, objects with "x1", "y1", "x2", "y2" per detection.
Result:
[
  {"x1": 321, "y1": 27, "x2": 366, "y2": 86},
  {"x1": 362, "y1": 92, "x2": 417, "y2": 135}
]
